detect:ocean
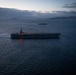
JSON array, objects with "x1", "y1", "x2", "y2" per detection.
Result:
[{"x1": 0, "y1": 19, "x2": 76, "y2": 75}]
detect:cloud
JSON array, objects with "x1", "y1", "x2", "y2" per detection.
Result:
[
  {"x1": 63, "y1": 2, "x2": 76, "y2": 8},
  {"x1": 0, "y1": 7, "x2": 76, "y2": 19}
]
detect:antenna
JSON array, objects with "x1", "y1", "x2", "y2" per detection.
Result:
[{"x1": 20, "y1": 28, "x2": 23, "y2": 33}]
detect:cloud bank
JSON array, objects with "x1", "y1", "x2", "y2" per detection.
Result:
[{"x1": 0, "y1": 7, "x2": 76, "y2": 19}]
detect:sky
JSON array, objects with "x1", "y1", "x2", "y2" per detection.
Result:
[{"x1": 0, "y1": 0, "x2": 76, "y2": 12}]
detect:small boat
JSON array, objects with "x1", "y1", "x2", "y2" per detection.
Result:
[
  {"x1": 39, "y1": 23, "x2": 47, "y2": 25},
  {"x1": 11, "y1": 28, "x2": 61, "y2": 39}
]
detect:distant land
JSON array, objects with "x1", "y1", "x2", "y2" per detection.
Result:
[{"x1": 50, "y1": 16, "x2": 76, "y2": 19}]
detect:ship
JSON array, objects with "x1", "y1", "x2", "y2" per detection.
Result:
[
  {"x1": 11, "y1": 28, "x2": 61, "y2": 39},
  {"x1": 39, "y1": 23, "x2": 47, "y2": 25}
]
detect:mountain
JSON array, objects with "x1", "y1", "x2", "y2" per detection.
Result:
[{"x1": 50, "y1": 16, "x2": 76, "y2": 19}]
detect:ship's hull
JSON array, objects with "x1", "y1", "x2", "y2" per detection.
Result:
[{"x1": 11, "y1": 33, "x2": 61, "y2": 39}]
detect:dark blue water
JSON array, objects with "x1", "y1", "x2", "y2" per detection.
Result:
[{"x1": 0, "y1": 19, "x2": 76, "y2": 75}]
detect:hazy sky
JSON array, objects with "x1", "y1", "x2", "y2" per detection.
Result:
[{"x1": 0, "y1": 0, "x2": 76, "y2": 12}]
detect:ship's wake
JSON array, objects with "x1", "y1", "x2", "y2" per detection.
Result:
[{"x1": 0, "y1": 33, "x2": 10, "y2": 38}]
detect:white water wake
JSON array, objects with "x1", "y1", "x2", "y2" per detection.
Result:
[{"x1": 0, "y1": 33, "x2": 10, "y2": 38}]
